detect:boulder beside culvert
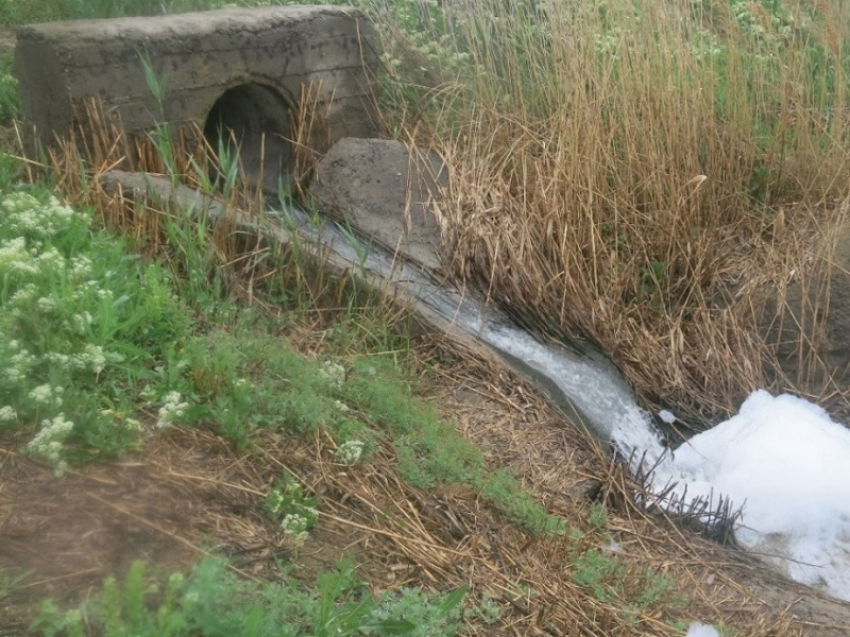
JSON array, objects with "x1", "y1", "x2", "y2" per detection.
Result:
[{"x1": 308, "y1": 137, "x2": 448, "y2": 272}]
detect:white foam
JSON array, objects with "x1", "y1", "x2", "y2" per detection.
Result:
[
  {"x1": 662, "y1": 390, "x2": 850, "y2": 601},
  {"x1": 686, "y1": 622, "x2": 720, "y2": 637}
]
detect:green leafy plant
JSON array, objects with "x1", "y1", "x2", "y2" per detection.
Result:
[
  {"x1": 32, "y1": 556, "x2": 467, "y2": 637},
  {"x1": 571, "y1": 549, "x2": 624, "y2": 603},
  {"x1": 0, "y1": 51, "x2": 20, "y2": 125},
  {"x1": 631, "y1": 570, "x2": 682, "y2": 611},
  {"x1": 372, "y1": 584, "x2": 468, "y2": 637},
  {"x1": 340, "y1": 357, "x2": 564, "y2": 534},
  {"x1": 588, "y1": 503, "x2": 609, "y2": 530},
  {"x1": 0, "y1": 188, "x2": 191, "y2": 471},
  {"x1": 264, "y1": 474, "x2": 320, "y2": 544},
  {"x1": 569, "y1": 546, "x2": 685, "y2": 616},
  {"x1": 0, "y1": 568, "x2": 28, "y2": 605},
  {"x1": 464, "y1": 591, "x2": 502, "y2": 626}
]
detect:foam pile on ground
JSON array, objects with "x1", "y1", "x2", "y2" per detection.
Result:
[
  {"x1": 685, "y1": 623, "x2": 719, "y2": 637},
  {"x1": 661, "y1": 390, "x2": 850, "y2": 601}
]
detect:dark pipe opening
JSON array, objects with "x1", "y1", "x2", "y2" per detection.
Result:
[{"x1": 203, "y1": 83, "x2": 294, "y2": 196}]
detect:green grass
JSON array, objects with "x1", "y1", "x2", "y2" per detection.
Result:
[
  {"x1": 31, "y1": 556, "x2": 467, "y2": 637},
  {"x1": 0, "y1": 51, "x2": 20, "y2": 126},
  {"x1": 0, "y1": 569, "x2": 28, "y2": 606},
  {"x1": 181, "y1": 322, "x2": 564, "y2": 535},
  {"x1": 563, "y1": 507, "x2": 685, "y2": 620},
  {"x1": 0, "y1": 185, "x2": 500, "y2": 631}
]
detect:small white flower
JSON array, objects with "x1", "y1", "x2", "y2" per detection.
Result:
[
  {"x1": 75, "y1": 343, "x2": 106, "y2": 374},
  {"x1": 35, "y1": 247, "x2": 64, "y2": 270},
  {"x1": 10, "y1": 283, "x2": 37, "y2": 307},
  {"x1": 336, "y1": 440, "x2": 365, "y2": 465},
  {"x1": 156, "y1": 391, "x2": 189, "y2": 429},
  {"x1": 6, "y1": 348, "x2": 37, "y2": 384},
  {"x1": 2, "y1": 192, "x2": 84, "y2": 239},
  {"x1": 36, "y1": 296, "x2": 56, "y2": 312},
  {"x1": 28, "y1": 384, "x2": 63, "y2": 407},
  {"x1": 0, "y1": 238, "x2": 37, "y2": 275},
  {"x1": 281, "y1": 513, "x2": 310, "y2": 544},
  {"x1": 24, "y1": 413, "x2": 74, "y2": 476},
  {"x1": 0, "y1": 405, "x2": 16, "y2": 422},
  {"x1": 71, "y1": 312, "x2": 93, "y2": 335},
  {"x1": 46, "y1": 352, "x2": 70, "y2": 367},
  {"x1": 70, "y1": 255, "x2": 92, "y2": 278},
  {"x1": 319, "y1": 361, "x2": 346, "y2": 389}
]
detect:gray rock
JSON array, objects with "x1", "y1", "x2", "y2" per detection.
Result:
[{"x1": 308, "y1": 137, "x2": 447, "y2": 271}]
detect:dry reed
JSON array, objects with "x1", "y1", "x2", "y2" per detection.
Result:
[{"x1": 370, "y1": 0, "x2": 850, "y2": 421}]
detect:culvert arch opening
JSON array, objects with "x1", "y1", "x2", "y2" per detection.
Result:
[{"x1": 203, "y1": 82, "x2": 294, "y2": 196}]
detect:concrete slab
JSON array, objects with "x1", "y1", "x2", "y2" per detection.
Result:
[
  {"x1": 307, "y1": 137, "x2": 447, "y2": 271},
  {"x1": 15, "y1": 6, "x2": 381, "y2": 193}
]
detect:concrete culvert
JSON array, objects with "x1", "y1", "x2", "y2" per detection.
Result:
[
  {"x1": 203, "y1": 82, "x2": 294, "y2": 196},
  {"x1": 14, "y1": 6, "x2": 382, "y2": 189}
]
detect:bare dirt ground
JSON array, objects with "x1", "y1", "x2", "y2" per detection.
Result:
[{"x1": 3, "y1": 333, "x2": 850, "y2": 636}]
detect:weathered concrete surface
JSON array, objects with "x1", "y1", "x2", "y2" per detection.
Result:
[
  {"x1": 16, "y1": 6, "x2": 381, "y2": 193},
  {"x1": 308, "y1": 137, "x2": 447, "y2": 271}
]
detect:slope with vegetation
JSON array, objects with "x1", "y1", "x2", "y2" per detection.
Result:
[{"x1": 1, "y1": 1, "x2": 850, "y2": 636}]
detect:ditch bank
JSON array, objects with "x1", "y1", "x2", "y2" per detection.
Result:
[
  {"x1": 99, "y1": 134, "x2": 850, "y2": 617},
  {"x1": 15, "y1": 4, "x2": 850, "y2": 625}
]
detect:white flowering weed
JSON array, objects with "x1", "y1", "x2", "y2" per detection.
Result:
[
  {"x1": 28, "y1": 384, "x2": 63, "y2": 408},
  {"x1": 281, "y1": 513, "x2": 310, "y2": 544},
  {"x1": 24, "y1": 413, "x2": 74, "y2": 476},
  {"x1": 336, "y1": 439, "x2": 365, "y2": 465},
  {"x1": 156, "y1": 391, "x2": 189, "y2": 429},
  {"x1": 0, "y1": 187, "x2": 192, "y2": 462},
  {"x1": 319, "y1": 360, "x2": 346, "y2": 390},
  {"x1": 264, "y1": 477, "x2": 319, "y2": 544},
  {"x1": 2, "y1": 192, "x2": 86, "y2": 240}
]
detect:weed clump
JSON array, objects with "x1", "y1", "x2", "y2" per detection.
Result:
[
  {"x1": 32, "y1": 556, "x2": 467, "y2": 637},
  {"x1": 0, "y1": 188, "x2": 191, "y2": 472}
]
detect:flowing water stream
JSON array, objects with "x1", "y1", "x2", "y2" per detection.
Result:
[{"x1": 268, "y1": 202, "x2": 670, "y2": 468}]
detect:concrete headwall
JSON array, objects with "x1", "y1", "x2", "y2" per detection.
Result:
[{"x1": 15, "y1": 6, "x2": 382, "y2": 192}]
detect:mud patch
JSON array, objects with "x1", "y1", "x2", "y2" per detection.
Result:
[{"x1": 0, "y1": 428, "x2": 276, "y2": 633}]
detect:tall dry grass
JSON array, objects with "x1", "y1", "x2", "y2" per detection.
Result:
[
  {"x1": 30, "y1": 0, "x2": 850, "y2": 420},
  {"x1": 374, "y1": 0, "x2": 850, "y2": 420}
]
